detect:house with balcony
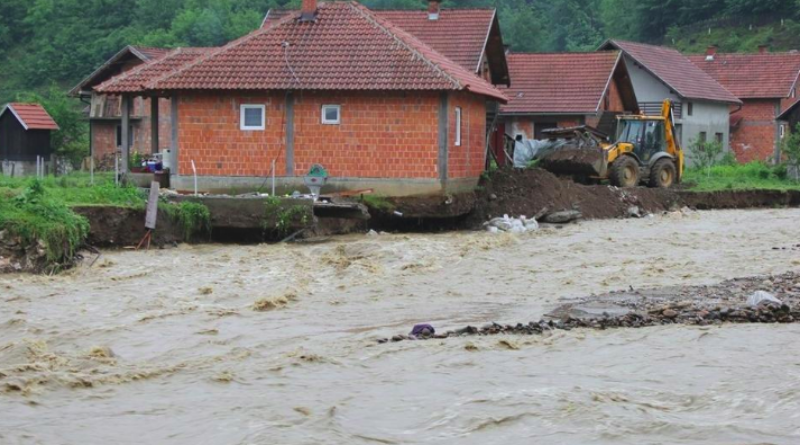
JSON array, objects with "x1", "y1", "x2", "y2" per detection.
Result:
[
  {"x1": 69, "y1": 46, "x2": 208, "y2": 169},
  {"x1": 599, "y1": 40, "x2": 741, "y2": 162}
]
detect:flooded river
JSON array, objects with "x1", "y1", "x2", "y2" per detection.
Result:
[{"x1": 2, "y1": 208, "x2": 800, "y2": 444}]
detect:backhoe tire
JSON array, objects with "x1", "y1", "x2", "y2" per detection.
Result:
[
  {"x1": 649, "y1": 159, "x2": 677, "y2": 188},
  {"x1": 610, "y1": 156, "x2": 640, "y2": 187}
]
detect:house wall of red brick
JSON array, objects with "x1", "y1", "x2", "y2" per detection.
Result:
[
  {"x1": 176, "y1": 90, "x2": 489, "y2": 183},
  {"x1": 730, "y1": 99, "x2": 779, "y2": 163},
  {"x1": 448, "y1": 91, "x2": 487, "y2": 179},
  {"x1": 292, "y1": 91, "x2": 440, "y2": 179},
  {"x1": 90, "y1": 96, "x2": 172, "y2": 167}
]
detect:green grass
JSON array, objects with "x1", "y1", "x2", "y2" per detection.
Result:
[
  {"x1": 684, "y1": 162, "x2": 800, "y2": 192},
  {"x1": 0, "y1": 180, "x2": 90, "y2": 268},
  {"x1": 0, "y1": 173, "x2": 146, "y2": 208},
  {"x1": 162, "y1": 201, "x2": 212, "y2": 240},
  {"x1": 359, "y1": 194, "x2": 395, "y2": 212}
]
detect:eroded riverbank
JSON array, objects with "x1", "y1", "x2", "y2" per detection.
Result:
[{"x1": 1, "y1": 208, "x2": 799, "y2": 444}]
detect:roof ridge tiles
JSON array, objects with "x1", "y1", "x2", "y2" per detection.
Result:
[{"x1": 345, "y1": 1, "x2": 461, "y2": 89}]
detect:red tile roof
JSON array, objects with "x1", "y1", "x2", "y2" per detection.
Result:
[
  {"x1": 688, "y1": 52, "x2": 800, "y2": 99},
  {"x1": 1, "y1": 103, "x2": 59, "y2": 130},
  {"x1": 601, "y1": 40, "x2": 740, "y2": 104},
  {"x1": 262, "y1": 7, "x2": 495, "y2": 74},
  {"x1": 499, "y1": 52, "x2": 621, "y2": 114},
  {"x1": 149, "y1": 2, "x2": 506, "y2": 102},
  {"x1": 95, "y1": 47, "x2": 212, "y2": 94},
  {"x1": 131, "y1": 46, "x2": 171, "y2": 61},
  {"x1": 70, "y1": 45, "x2": 172, "y2": 96}
]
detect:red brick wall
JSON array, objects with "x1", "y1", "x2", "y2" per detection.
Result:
[
  {"x1": 448, "y1": 92, "x2": 487, "y2": 179},
  {"x1": 730, "y1": 99, "x2": 778, "y2": 163},
  {"x1": 293, "y1": 91, "x2": 439, "y2": 179},
  {"x1": 177, "y1": 92, "x2": 288, "y2": 176},
  {"x1": 90, "y1": 96, "x2": 172, "y2": 166},
  {"x1": 177, "y1": 91, "x2": 466, "y2": 180}
]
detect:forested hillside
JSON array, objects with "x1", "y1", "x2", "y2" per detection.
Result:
[{"x1": 1, "y1": 0, "x2": 798, "y2": 104}]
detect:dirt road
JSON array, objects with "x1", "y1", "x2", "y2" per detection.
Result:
[{"x1": 2, "y1": 208, "x2": 799, "y2": 444}]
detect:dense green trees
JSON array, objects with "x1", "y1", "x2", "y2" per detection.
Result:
[{"x1": 1, "y1": 0, "x2": 797, "y2": 104}]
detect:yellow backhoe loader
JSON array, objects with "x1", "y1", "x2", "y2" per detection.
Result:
[{"x1": 539, "y1": 99, "x2": 684, "y2": 188}]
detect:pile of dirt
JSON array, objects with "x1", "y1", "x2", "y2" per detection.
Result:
[{"x1": 468, "y1": 168, "x2": 680, "y2": 226}]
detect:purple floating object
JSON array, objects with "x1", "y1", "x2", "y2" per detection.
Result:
[{"x1": 410, "y1": 323, "x2": 435, "y2": 337}]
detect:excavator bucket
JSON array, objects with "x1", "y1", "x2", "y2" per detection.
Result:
[
  {"x1": 538, "y1": 145, "x2": 606, "y2": 177},
  {"x1": 536, "y1": 126, "x2": 608, "y2": 178}
]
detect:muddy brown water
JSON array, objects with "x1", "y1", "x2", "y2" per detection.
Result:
[{"x1": 2, "y1": 209, "x2": 800, "y2": 444}]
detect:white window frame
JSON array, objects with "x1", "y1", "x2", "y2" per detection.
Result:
[
  {"x1": 455, "y1": 107, "x2": 462, "y2": 146},
  {"x1": 240, "y1": 104, "x2": 265, "y2": 131},
  {"x1": 780, "y1": 123, "x2": 786, "y2": 139},
  {"x1": 321, "y1": 105, "x2": 341, "y2": 125}
]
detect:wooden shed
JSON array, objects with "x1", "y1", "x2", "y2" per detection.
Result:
[{"x1": 0, "y1": 103, "x2": 59, "y2": 163}]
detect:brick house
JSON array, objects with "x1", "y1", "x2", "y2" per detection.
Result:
[
  {"x1": 69, "y1": 46, "x2": 205, "y2": 168},
  {"x1": 599, "y1": 40, "x2": 741, "y2": 162},
  {"x1": 495, "y1": 51, "x2": 639, "y2": 164},
  {"x1": 689, "y1": 46, "x2": 800, "y2": 163},
  {"x1": 94, "y1": 0, "x2": 507, "y2": 196}
]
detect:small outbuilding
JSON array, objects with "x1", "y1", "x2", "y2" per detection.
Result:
[{"x1": 0, "y1": 103, "x2": 60, "y2": 176}]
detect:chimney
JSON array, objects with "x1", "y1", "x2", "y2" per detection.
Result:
[
  {"x1": 758, "y1": 44, "x2": 769, "y2": 54},
  {"x1": 705, "y1": 45, "x2": 717, "y2": 61},
  {"x1": 300, "y1": 0, "x2": 317, "y2": 22},
  {"x1": 428, "y1": 1, "x2": 440, "y2": 20}
]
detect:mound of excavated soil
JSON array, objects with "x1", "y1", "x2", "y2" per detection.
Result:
[{"x1": 468, "y1": 168, "x2": 680, "y2": 224}]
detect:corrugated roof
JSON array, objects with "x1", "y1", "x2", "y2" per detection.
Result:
[
  {"x1": 1, "y1": 103, "x2": 60, "y2": 130},
  {"x1": 499, "y1": 52, "x2": 621, "y2": 114},
  {"x1": 262, "y1": 7, "x2": 496, "y2": 74},
  {"x1": 688, "y1": 52, "x2": 800, "y2": 99},
  {"x1": 149, "y1": 2, "x2": 506, "y2": 102},
  {"x1": 95, "y1": 47, "x2": 213, "y2": 94},
  {"x1": 601, "y1": 40, "x2": 741, "y2": 104}
]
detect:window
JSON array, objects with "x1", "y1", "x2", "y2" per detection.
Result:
[
  {"x1": 321, "y1": 105, "x2": 341, "y2": 125},
  {"x1": 115, "y1": 124, "x2": 134, "y2": 148},
  {"x1": 455, "y1": 107, "x2": 462, "y2": 146},
  {"x1": 687, "y1": 102, "x2": 694, "y2": 117},
  {"x1": 715, "y1": 133, "x2": 723, "y2": 144},
  {"x1": 699, "y1": 131, "x2": 707, "y2": 143},
  {"x1": 240, "y1": 104, "x2": 265, "y2": 130},
  {"x1": 780, "y1": 124, "x2": 786, "y2": 139}
]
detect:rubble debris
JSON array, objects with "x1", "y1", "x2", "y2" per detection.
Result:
[
  {"x1": 378, "y1": 272, "x2": 800, "y2": 345},
  {"x1": 747, "y1": 291, "x2": 782, "y2": 307},
  {"x1": 540, "y1": 210, "x2": 582, "y2": 224},
  {"x1": 483, "y1": 215, "x2": 538, "y2": 233}
]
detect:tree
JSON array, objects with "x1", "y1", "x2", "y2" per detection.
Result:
[
  {"x1": 17, "y1": 84, "x2": 89, "y2": 167},
  {"x1": 782, "y1": 124, "x2": 800, "y2": 181}
]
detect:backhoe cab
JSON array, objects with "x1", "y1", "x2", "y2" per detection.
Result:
[{"x1": 539, "y1": 99, "x2": 684, "y2": 188}]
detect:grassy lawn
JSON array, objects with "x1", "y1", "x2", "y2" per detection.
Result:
[
  {"x1": 0, "y1": 172, "x2": 146, "y2": 208},
  {"x1": 683, "y1": 162, "x2": 800, "y2": 192},
  {"x1": 1, "y1": 173, "x2": 208, "y2": 270}
]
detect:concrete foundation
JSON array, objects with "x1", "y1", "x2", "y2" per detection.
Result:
[
  {"x1": 1, "y1": 159, "x2": 52, "y2": 177},
  {"x1": 169, "y1": 175, "x2": 479, "y2": 197}
]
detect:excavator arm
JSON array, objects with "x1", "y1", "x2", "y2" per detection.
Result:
[{"x1": 661, "y1": 99, "x2": 684, "y2": 181}]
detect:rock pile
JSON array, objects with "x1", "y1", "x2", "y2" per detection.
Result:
[{"x1": 379, "y1": 272, "x2": 800, "y2": 344}]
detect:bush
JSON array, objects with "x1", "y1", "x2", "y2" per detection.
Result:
[{"x1": 0, "y1": 179, "x2": 90, "y2": 265}]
